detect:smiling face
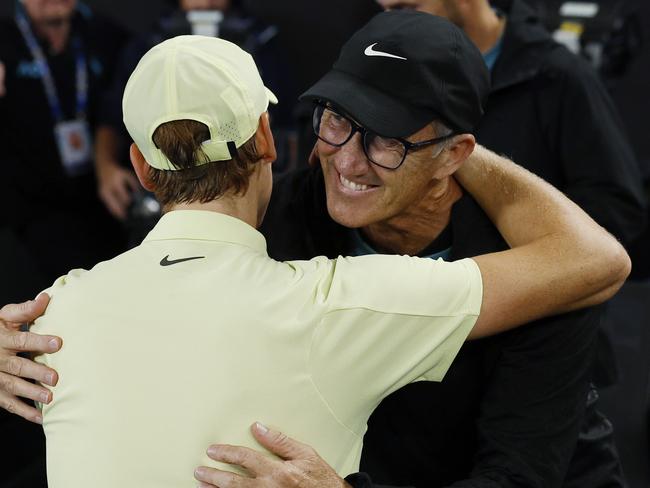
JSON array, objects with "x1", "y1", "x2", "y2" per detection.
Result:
[{"x1": 318, "y1": 121, "x2": 452, "y2": 229}]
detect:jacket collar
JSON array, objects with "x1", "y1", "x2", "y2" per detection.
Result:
[
  {"x1": 144, "y1": 210, "x2": 268, "y2": 255},
  {"x1": 491, "y1": 0, "x2": 556, "y2": 92}
]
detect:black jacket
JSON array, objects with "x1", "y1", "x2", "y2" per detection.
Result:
[
  {"x1": 479, "y1": 0, "x2": 645, "y2": 245},
  {"x1": 260, "y1": 2, "x2": 645, "y2": 486},
  {"x1": 263, "y1": 166, "x2": 599, "y2": 488}
]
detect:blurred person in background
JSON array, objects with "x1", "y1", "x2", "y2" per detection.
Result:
[
  {"x1": 0, "y1": 0, "x2": 126, "y2": 486},
  {"x1": 0, "y1": 0, "x2": 127, "y2": 291}
]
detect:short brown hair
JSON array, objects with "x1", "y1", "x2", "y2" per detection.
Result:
[{"x1": 148, "y1": 119, "x2": 259, "y2": 208}]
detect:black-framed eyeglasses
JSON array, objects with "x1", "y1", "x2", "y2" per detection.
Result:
[{"x1": 312, "y1": 103, "x2": 455, "y2": 170}]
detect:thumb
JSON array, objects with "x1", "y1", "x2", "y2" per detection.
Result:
[
  {"x1": 250, "y1": 422, "x2": 313, "y2": 460},
  {"x1": 0, "y1": 293, "x2": 50, "y2": 327}
]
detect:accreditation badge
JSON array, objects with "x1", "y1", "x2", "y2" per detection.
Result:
[{"x1": 54, "y1": 119, "x2": 93, "y2": 176}]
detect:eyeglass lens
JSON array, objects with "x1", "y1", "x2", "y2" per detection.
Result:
[{"x1": 313, "y1": 105, "x2": 406, "y2": 169}]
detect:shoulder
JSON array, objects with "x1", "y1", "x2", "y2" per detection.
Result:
[
  {"x1": 30, "y1": 269, "x2": 89, "y2": 333},
  {"x1": 532, "y1": 40, "x2": 602, "y2": 90},
  {"x1": 43, "y1": 268, "x2": 90, "y2": 298}
]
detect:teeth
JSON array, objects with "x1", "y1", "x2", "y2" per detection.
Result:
[{"x1": 340, "y1": 174, "x2": 370, "y2": 191}]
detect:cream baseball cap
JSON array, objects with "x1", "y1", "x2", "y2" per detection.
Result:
[{"x1": 122, "y1": 35, "x2": 278, "y2": 170}]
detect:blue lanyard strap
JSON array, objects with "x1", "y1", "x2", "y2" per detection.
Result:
[{"x1": 15, "y1": 9, "x2": 88, "y2": 122}]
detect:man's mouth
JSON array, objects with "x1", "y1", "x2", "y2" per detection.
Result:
[{"x1": 339, "y1": 173, "x2": 374, "y2": 192}]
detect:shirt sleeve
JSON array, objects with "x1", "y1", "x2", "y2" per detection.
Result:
[{"x1": 307, "y1": 255, "x2": 482, "y2": 434}]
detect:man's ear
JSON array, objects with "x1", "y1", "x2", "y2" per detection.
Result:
[
  {"x1": 254, "y1": 112, "x2": 277, "y2": 167},
  {"x1": 129, "y1": 143, "x2": 156, "y2": 192},
  {"x1": 433, "y1": 134, "x2": 476, "y2": 179}
]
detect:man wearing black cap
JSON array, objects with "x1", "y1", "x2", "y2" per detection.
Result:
[
  {"x1": 0, "y1": 9, "x2": 635, "y2": 488},
  {"x1": 190, "y1": 10, "x2": 636, "y2": 488}
]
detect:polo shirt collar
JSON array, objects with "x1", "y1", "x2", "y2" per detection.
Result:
[{"x1": 143, "y1": 210, "x2": 267, "y2": 255}]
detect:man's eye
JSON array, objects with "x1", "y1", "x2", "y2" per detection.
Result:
[
  {"x1": 325, "y1": 111, "x2": 347, "y2": 126},
  {"x1": 374, "y1": 136, "x2": 402, "y2": 149}
]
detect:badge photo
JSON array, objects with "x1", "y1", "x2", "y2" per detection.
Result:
[{"x1": 54, "y1": 119, "x2": 93, "y2": 176}]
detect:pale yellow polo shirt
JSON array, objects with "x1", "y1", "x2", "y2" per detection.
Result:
[{"x1": 33, "y1": 210, "x2": 482, "y2": 488}]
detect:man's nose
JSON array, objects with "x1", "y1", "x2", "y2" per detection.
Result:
[{"x1": 332, "y1": 132, "x2": 371, "y2": 175}]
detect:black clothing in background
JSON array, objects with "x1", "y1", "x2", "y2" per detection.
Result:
[
  {"x1": 481, "y1": 1, "x2": 645, "y2": 246},
  {"x1": 0, "y1": 9, "x2": 126, "y2": 488},
  {"x1": 472, "y1": 4, "x2": 645, "y2": 484},
  {"x1": 0, "y1": 6, "x2": 128, "y2": 286}
]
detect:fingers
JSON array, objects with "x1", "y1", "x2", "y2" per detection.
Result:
[
  {"x1": 112, "y1": 175, "x2": 133, "y2": 209},
  {"x1": 99, "y1": 170, "x2": 138, "y2": 221},
  {"x1": 250, "y1": 422, "x2": 313, "y2": 460},
  {"x1": 205, "y1": 443, "x2": 274, "y2": 476},
  {"x1": 100, "y1": 183, "x2": 130, "y2": 220},
  {"x1": 0, "y1": 352, "x2": 58, "y2": 385},
  {"x1": 0, "y1": 328, "x2": 61, "y2": 355},
  {"x1": 0, "y1": 294, "x2": 50, "y2": 327},
  {"x1": 100, "y1": 189, "x2": 128, "y2": 221},
  {"x1": 0, "y1": 322, "x2": 59, "y2": 421},
  {"x1": 0, "y1": 389, "x2": 44, "y2": 424},
  {"x1": 0, "y1": 368, "x2": 52, "y2": 402},
  {"x1": 194, "y1": 466, "x2": 252, "y2": 488}
]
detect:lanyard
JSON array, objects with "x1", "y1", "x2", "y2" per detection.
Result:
[{"x1": 15, "y1": 9, "x2": 88, "y2": 122}]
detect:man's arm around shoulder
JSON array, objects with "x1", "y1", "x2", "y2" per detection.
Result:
[{"x1": 461, "y1": 145, "x2": 630, "y2": 339}]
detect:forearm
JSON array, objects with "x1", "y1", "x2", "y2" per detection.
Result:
[
  {"x1": 458, "y1": 145, "x2": 603, "y2": 248},
  {"x1": 458, "y1": 145, "x2": 630, "y2": 319}
]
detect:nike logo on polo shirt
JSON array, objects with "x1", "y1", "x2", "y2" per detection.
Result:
[
  {"x1": 363, "y1": 43, "x2": 407, "y2": 60},
  {"x1": 160, "y1": 255, "x2": 205, "y2": 266}
]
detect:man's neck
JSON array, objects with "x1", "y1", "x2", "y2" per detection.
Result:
[
  {"x1": 462, "y1": 6, "x2": 506, "y2": 53},
  {"x1": 361, "y1": 177, "x2": 463, "y2": 256}
]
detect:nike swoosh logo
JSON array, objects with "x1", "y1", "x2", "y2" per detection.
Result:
[
  {"x1": 364, "y1": 43, "x2": 407, "y2": 60},
  {"x1": 160, "y1": 255, "x2": 205, "y2": 266}
]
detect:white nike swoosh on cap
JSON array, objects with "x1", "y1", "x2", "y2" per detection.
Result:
[{"x1": 364, "y1": 43, "x2": 407, "y2": 60}]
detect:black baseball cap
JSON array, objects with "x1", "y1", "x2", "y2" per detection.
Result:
[{"x1": 300, "y1": 10, "x2": 490, "y2": 137}]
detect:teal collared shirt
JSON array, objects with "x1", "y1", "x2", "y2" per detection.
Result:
[{"x1": 350, "y1": 228, "x2": 452, "y2": 261}]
